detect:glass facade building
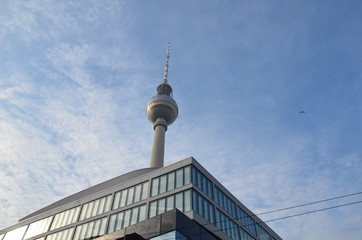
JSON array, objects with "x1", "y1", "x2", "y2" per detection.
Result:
[{"x1": 0, "y1": 157, "x2": 282, "y2": 240}]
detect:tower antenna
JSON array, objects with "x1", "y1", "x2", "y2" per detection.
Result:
[{"x1": 163, "y1": 42, "x2": 171, "y2": 83}]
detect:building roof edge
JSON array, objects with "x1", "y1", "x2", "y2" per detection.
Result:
[{"x1": 19, "y1": 167, "x2": 157, "y2": 222}]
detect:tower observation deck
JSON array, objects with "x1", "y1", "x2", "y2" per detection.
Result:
[{"x1": 146, "y1": 43, "x2": 178, "y2": 168}]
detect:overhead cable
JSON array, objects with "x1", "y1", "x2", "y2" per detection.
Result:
[{"x1": 257, "y1": 191, "x2": 362, "y2": 216}]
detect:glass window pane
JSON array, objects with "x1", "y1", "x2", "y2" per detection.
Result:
[
  {"x1": 215, "y1": 187, "x2": 236, "y2": 217},
  {"x1": 150, "y1": 231, "x2": 176, "y2": 240},
  {"x1": 105, "y1": 195, "x2": 112, "y2": 212},
  {"x1": 192, "y1": 190, "x2": 215, "y2": 224},
  {"x1": 149, "y1": 201, "x2": 157, "y2": 218},
  {"x1": 86, "y1": 221, "x2": 94, "y2": 238},
  {"x1": 24, "y1": 216, "x2": 52, "y2": 239},
  {"x1": 176, "y1": 231, "x2": 188, "y2": 240},
  {"x1": 167, "y1": 172, "x2": 175, "y2": 191},
  {"x1": 115, "y1": 212, "x2": 124, "y2": 231},
  {"x1": 151, "y1": 178, "x2": 159, "y2": 196},
  {"x1": 61, "y1": 210, "x2": 69, "y2": 227},
  {"x1": 193, "y1": 191, "x2": 199, "y2": 212},
  {"x1": 184, "y1": 166, "x2": 191, "y2": 185},
  {"x1": 92, "y1": 199, "x2": 100, "y2": 217},
  {"x1": 79, "y1": 204, "x2": 88, "y2": 221},
  {"x1": 73, "y1": 206, "x2": 81, "y2": 222},
  {"x1": 108, "y1": 214, "x2": 116, "y2": 233},
  {"x1": 216, "y1": 210, "x2": 240, "y2": 240},
  {"x1": 47, "y1": 228, "x2": 74, "y2": 240},
  {"x1": 192, "y1": 190, "x2": 199, "y2": 213},
  {"x1": 45, "y1": 216, "x2": 53, "y2": 230},
  {"x1": 127, "y1": 187, "x2": 135, "y2": 205},
  {"x1": 198, "y1": 195, "x2": 204, "y2": 216},
  {"x1": 218, "y1": 212, "x2": 224, "y2": 233},
  {"x1": 175, "y1": 192, "x2": 183, "y2": 211},
  {"x1": 85, "y1": 202, "x2": 94, "y2": 219},
  {"x1": 159, "y1": 175, "x2": 167, "y2": 194},
  {"x1": 166, "y1": 195, "x2": 174, "y2": 211},
  {"x1": 54, "y1": 212, "x2": 63, "y2": 230},
  {"x1": 141, "y1": 182, "x2": 149, "y2": 200},
  {"x1": 113, "y1": 192, "x2": 121, "y2": 210},
  {"x1": 228, "y1": 200, "x2": 232, "y2": 216},
  {"x1": 99, "y1": 217, "x2": 107, "y2": 236},
  {"x1": 51, "y1": 215, "x2": 59, "y2": 230},
  {"x1": 64, "y1": 209, "x2": 72, "y2": 227},
  {"x1": 92, "y1": 219, "x2": 101, "y2": 237},
  {"x1": 241, "y1": 228, "x2": 255, "y2": 240},
  {"x1": 176, "y1": 169, "x2": 184, "y2": 188},
  {"x1": 139, "y1": 205, "x2": 147, "y2": 221},
  {"x1": 73, "y1": 217, "x2": 107, "y2": 240},
  {"x1": 120, "y1": 189, "x2": 128, "y2": 207},
  {"x1": 202, "y1": 177, "x2": 207, "y2": 193},
  {"x1": 207, "y1": 181, "x2": 213, "y2": 198},
  {"x1": 51, "y1": 206, "x2": 80, "y2": 230},
  {"x1": 184, "y1": 190, "x2": 191, "y2": 212},
  {"x1": 81, "y1": 203, "x2": 89, "y2": 221},
  {"x1": 66, "y1": 228, "x2": 74, "y2": 240},
  {"x1": 226, "y1": 198, "x2": 230, "y2": 215},
  {"x1": 3, "y1": 225, "x2": 27, "y2": 240},
  {"x1": 209, "y1": 204, "x2": 215, "y2": 223},
  {"x1": 216, "y1": 210, "x2": 221, "y2": 229},
  {"x1": 215, "y1": 188, "x2": 219, "y2": 205},
  {"x1": 221, "y1": 193, "x2": 226, "y2": 210},
  {"x1": 204, "y1": 200, "x2": 209, "y2": 221},
  {"x1": 134, "y1": 184, "x2": 142, "y2": 202},
  {"x1": 131, "y1": 207, "x2": 139, "y2": 225},
  {"x1": 256, "y1": 224, "x2": 270, "y2": 240},
  {"x1": 73, "y1": 226, "x2": 82, "y2": 240},
  {"x1": 98, "y1": 197, "x2": 106, "y2": 214},
  {"x1": 197, "y1": 171, "x2": 202, "y2": 189},
  {"x1": 191, "y1": 166, "x2": 196, "y2": 183},
  {"x1": 158, "y1": 198, "x2": 166, "y2": 214},
  {"x1": 123, "y1": 209, "x2": 131, "y2": 228},
  {"x1": 79, "y1": 222, "x2": 88, "y2": 239},
  {"x1": 150, "y1": 230, "x2": 188, "y2": 240},
  {"x1": 231, "y1": 202, "x2": 236, "y2": 218}
]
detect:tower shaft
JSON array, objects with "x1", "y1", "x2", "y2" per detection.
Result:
[{"x1": 150, "y1": 118, "x2": 167, "y2": 168}]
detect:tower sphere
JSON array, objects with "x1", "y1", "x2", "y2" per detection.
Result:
[{"x1": 146, "y1": 83, "x2": 178, "y2": 126}]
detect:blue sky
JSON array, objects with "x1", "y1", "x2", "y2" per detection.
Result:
[{"x1": 1, "y1": 1, "x2": 362, "y2": 239}]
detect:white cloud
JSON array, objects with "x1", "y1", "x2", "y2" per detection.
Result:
[
  {"x1": 1, "y1": 1, "x2": 362, "y2": 239},
  {"x1": 0, "y1": 55, "x2": 149, "y2": 228},
  {"x1": 0, "y1": 1, "x2": 39, "y2": 40},
  {"x1": 0, "y1": 1, "x2": 145, "y2": 228}
]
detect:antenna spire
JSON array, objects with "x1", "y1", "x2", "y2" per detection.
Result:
[{"x1": 163, "y1": 42, "x2": 170, "y2": 83}]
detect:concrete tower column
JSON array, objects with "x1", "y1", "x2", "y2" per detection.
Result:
[
  {"x1": 150, "y1": 118, "x2": 167, "y2": 168},
  {"x1": 146, "y1": 43, "x2": 178, "y2": 168}
]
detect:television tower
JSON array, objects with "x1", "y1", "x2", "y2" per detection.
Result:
[{"x1": 146, "y1": 43, "x2": 178, "y2": 168}]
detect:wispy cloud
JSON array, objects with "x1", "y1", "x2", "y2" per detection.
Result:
[
  {"x1": 1, "y1": 1, "x2": 362, "y2": 239},
  {"x1": 0, "y1": 1, "x2": 146, "y2": 227}
]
